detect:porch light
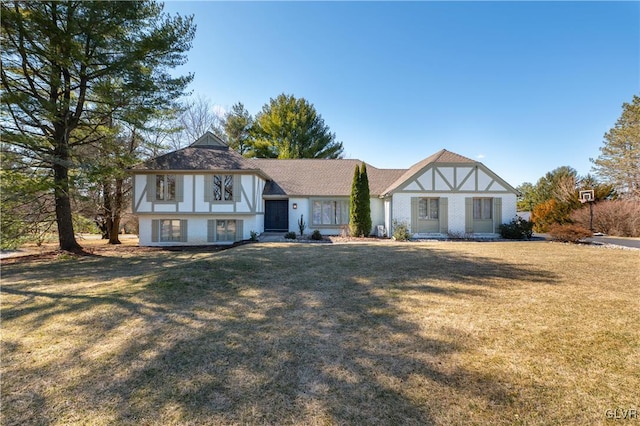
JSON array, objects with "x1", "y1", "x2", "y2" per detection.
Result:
[{"x1": 292, "y1": 203, "x2": 298, "y2": 209}]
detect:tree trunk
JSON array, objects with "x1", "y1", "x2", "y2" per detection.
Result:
[
  {"x1": 53, "y1": 160, "x2": 81, "y2": 251},
  {"x1": 102, "y1": 182, "x2": 112, "y2": 240},
  {"x1": 108, "y1": 177, "x2": 123, "y2": 244},
  {"x1": 108, "y1": 216, "x2": 122, "y2": 244},
  {"x1": 96, "y1": 217, "x2": 108, "y2": 240}
]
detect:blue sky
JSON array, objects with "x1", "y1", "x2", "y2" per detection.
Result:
[{"x1": 162, "y1": 1, "x2": 639, "y2": 187}]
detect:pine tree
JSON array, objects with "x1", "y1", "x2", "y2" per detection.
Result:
[
  {"x1": 1, "y1": 1, "x2": 195, "y2": 251},
  {"x1": 223, "y1": 102, "x2": 253, "y2": 155},
  {"x1": 591, "y1": 94, "x2": 640, "y2": 199},
  {"x1": 251, "y1": 94, "x2": 344, "y2": 159}
]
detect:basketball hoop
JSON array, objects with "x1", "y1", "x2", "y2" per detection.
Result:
[
  {"x1": 579, "y1": 189, "x2": 595, "y2": 232},
  {"x1": 579, "y1": 190, "x2": 594, "y2": 204}
]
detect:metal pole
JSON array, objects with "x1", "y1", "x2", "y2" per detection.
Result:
[{"x1": 589, "y1": 201, "x2": 593, "y2": 232}]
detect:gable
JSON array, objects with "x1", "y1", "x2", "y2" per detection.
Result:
[
  {"x1": 389, "y1": 163, "x2": 517, "y2": 194},
  {"x1": 191, "y1": 132, "x2": 227, "y2": 148}
]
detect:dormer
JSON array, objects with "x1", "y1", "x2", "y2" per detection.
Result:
[{"x1": 191, "y1": 131, "x2": 229, "y2": 149}]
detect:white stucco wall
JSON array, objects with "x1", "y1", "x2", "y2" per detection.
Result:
[
  {"x1": 370, "y1": 198, "x2": 385, "y2": 235},
  {"x1": 133, "y1": 173, "x2": 264, "y2": 214},
  {"x1": 288, "y1": 198, "x2": 309, "y2": 234},
  {"x1": 392, "y1": 193, "x2": 412, "y2": 229},
  {"x1": 501, "y1": 193, "x2": 518, "y2": 223},
  {"x1": 391, "y1": 192, "x2": 518, "y2": 236},
  {"x1": 138, "y1": 215, "x2": 260, "y2": 246},
  {"x1": 384, "y1": 199, "x2": 392, "y2": 237}
]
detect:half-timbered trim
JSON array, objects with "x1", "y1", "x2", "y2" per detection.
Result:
[{"x1": 131, "y1": 137, "x2": 518, "y2": 245}]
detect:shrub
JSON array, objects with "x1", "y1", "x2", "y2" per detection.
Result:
[
  {"x1": 284, "y1": 231, "x2": 297, "y2": 240},
  {"x1": 392, "y1": 220, "x2": 411, "y2": 241},
  {"x1": 250, "y1": 230, "x2": 259, "y2": 241},
  {"x1": 499, "y1": 216, "x2": 534, "y2": 240},
  {"x1": 531, "y1": 199, "x2": 572, "y2": 232},
  {"x1": 547, "y1": 224, "x2": 592, "y2": 243},
  {"x1": 311, "y1": 229, "x2": 323, "y2": 240},
  {"x1": 571, "y1": 200, "x2": 640, "y2": 237}
]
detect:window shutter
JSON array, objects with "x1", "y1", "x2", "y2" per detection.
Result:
[
  {"x1": 151, "y1": 219, "x2": 159, "y2": 242},
  {"x1": 180, "y1": 219, "x2": 188, "y2": 242},
  {"x1": 175, "y1": 175, "x2": 184, "y2": 202},
  {"x1": 233, "y1": 175, "x2": 241, "y2": 202},
  {"x1": 207, "y1": 220, "x2": 215, "y2": 242},
  {"x1": 439, "y1": 197, "x2": 448, "y2": 234},
  {"x1": 204, "y1": 175, "x2": 213, "y2": 202},
  {"x1": 235, "y1": 220, "x2": 244, "y2": 241},
  {"x1": 465, "y1": 198, "x2": 473, "y2": 233},
  {"x1": 493, "y1": 198, "x2": 502, "y2": 233},
  {"x1": 410, "y1": 197, "x2": 418, "y2": 234},
  {"x1": 146, "y1": 175, "x2": 155, "y2": 202}
]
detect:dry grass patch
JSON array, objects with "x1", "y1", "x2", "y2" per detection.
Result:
[{"x1": 2, "y1": 241, "x2": 639, "y2": 425}]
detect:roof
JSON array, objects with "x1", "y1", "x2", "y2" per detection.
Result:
[
  {"x1": 131, "y1": 132, "x2": 262, "y2": 173},
  {"x1": 249, "y1": 158, "x2": 406, "y2": 197},
  {"x1": 381, "y1": 149, "x2": 476, "y2": 195},
  {"x1": 131, "y1": 135, "x2": 515, "y2": 196}
]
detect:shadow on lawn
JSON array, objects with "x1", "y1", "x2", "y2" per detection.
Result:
[{"x1": 2, "y1": 243, "x2": 559, "y2": 425}]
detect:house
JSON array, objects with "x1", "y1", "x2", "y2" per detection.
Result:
[{"x1": 131, "y1": 132, "x2": 518, "y2": 245}]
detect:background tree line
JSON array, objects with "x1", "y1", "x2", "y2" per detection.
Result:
[
  {"x1": 2, "y1": 1, "x2": 637, "y2": 249},
  {"x1": 516, "y1": 95, "x2": 640, "y2": 236},
  {"x1": 170, "y1": 93, "x2": 344, "y2": 160},
  {"x1": 1, "y1": 1, "x2": 344, "y2": 251}
]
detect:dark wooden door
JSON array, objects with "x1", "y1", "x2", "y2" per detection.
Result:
[{"x1": 265, "y1": 200, "x2": 289, "y2": 231}]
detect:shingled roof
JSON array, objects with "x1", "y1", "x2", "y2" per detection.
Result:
[
  {"x1": 249, "y1": 159, "x2": 406, "y2": 197},
  {"x1": 131, "y1": 134, "x2": 503, "y2": 197},
  {"x1": 131, "y1": 132, "x2": 262, "y2": 173}
]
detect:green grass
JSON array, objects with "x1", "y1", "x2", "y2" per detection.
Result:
[{"x1": 2, "y1": 241, "x2": 639, "y2": 425}]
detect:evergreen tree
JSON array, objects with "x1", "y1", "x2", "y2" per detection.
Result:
[
  {"x1": 359, "y1": 163, "x2": 372, "y2": 236},
  {"x1": 591, "y1": 94, "x2": 640, "y2": 199},
  {"x1": 349, "y1": 164, "x2": 361, "y2": 236},
  {"x1": 223, "y1": 102, "x2": 254, "y2": 155},
  {"x1": 1, "y1": 1, "x2": 195, "y2": 250},
  {"x1": 349, "y1": 163, "x2": 372, "y2": 237},
  {"x1": 251, "y1": 94, "x2": 344, "y2": 159}
]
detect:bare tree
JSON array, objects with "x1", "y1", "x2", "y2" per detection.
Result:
[{"x1": 169, "y1": 95, "x2": 225, "y2": 149}]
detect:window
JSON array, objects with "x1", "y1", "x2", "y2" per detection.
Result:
[
  {"x1": 418, "y1": 198, "x2": 439, "y2": 220},
  {"x1": 206, "y1": 174, "x2": 234, "y2": 202},
  {"x1": 156, "y1": 175, "x2": 176, "y2": 201},
  {"x1": 312, "y1": 200, "x2": 349, "y2": 226},
  {"x1": 473, "y1": 198, "x2": 493, "y2": 220},
  {"x1": 213, "y1": 174, "x2": 233, "y2": 201},
  {"x1": 208, "y1": 219, "x2": 242, "y2": 242},
  {"x1": 159, "y1": 219, "x2": 182, "y2": 242},
  {"x1": 216, "y1": 220, "x2": 236, "y2": 242}
]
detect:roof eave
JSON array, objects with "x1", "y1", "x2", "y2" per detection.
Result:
[{"x1": 129, "y1": 168, "x2": 271, "y2": 180}]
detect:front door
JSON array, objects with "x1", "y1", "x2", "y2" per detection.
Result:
[{"x1": 265, "y1": 200, "x2": 289, "y2": 231}]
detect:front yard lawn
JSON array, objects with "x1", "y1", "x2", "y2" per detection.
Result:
[{"x1": 2, "y1": 241, "x2": 638, "y2": 425}]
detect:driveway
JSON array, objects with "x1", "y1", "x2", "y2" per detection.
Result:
[{"x1": 585, "y1": 236, "x2": 640, "y2": 249}]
